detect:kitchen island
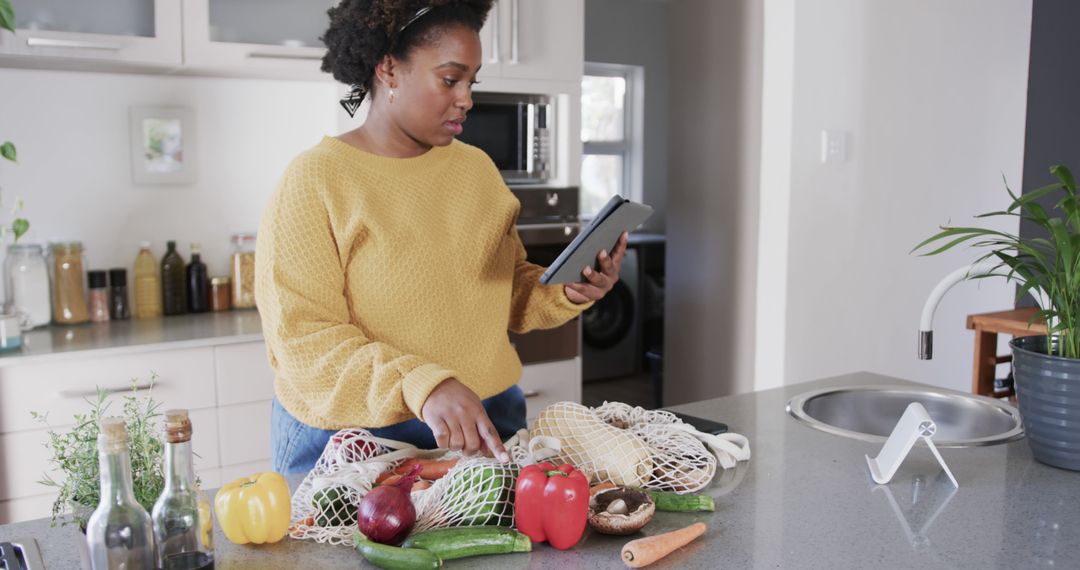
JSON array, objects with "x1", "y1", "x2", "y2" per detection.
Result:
[{"x1": 2, "y1": 371, "x2": 1077, "y2": 569}]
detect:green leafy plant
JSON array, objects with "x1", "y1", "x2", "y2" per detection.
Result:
[
  {"x1": 913, "y1": 165, "x2": 1080, "y2": 358},
  {"x1": 0, "y1": 0, "x2": 28, "y2": 242},
  {"x1": 32, "y1": 376, "x2": 166, "y2": 528},
  {"x1": 0, "y1": 0, "x2": 14, "y2": 34}
]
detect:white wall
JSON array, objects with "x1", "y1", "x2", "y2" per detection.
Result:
[
  {"x1": 0, "y1": 68, "x2": 337, "y2": 278},
  {"x1": 758, "y1": 0, "x2": 1033, "y2": 392},
  {"x1": 664, "y1": 0, "x2": 762, "y2": 403}
]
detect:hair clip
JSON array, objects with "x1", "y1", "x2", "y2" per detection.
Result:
[{"x1": 399, "y1": 6, "x2": 433, "y2": 32}]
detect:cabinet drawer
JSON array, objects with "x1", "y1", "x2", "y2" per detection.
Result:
[
  {"x1": 0, "y1": 493, "x2": 56, "y2": 525},
  {"x1": 519, "y1": 357, "x2": 581, "y2": 420},
  {"x1": 0, "y1": 408, "x2": 219, "y2": 503},
  {"x1": 0, "y1": 348, "x2": 216, "y2": 433},
  {"x1": 215, "y1": 342, "x2": 275, "y2": 406},
  {"x1": 220, "y1": 460, "x2": 273, "y2": 485},
  {"x1": 216, "y1": 401, "x2": 272, "y2": 467}
]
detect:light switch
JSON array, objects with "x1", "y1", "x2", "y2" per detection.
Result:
[{"x1": 821, "y1": 130, "x2": 848, "y2": 164}]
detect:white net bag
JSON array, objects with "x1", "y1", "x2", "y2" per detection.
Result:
[
  {"x1": 289, "y1": 428, "x2": 523, "y2": 546},
  {"x1": 531, "y1": 401, "x2": 751, "y2": 493}
]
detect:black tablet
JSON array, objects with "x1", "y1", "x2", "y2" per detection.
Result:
[{"x1": 539, "y1": 196, "x2": 654, "y2": 284}]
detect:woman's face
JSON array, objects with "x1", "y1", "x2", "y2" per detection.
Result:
[{"x1": 390, "y1": 25, "x2": 482, "y2": 148}]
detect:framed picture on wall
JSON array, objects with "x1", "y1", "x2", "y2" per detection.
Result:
[{"x1": 129, "y1": 106, "x2": 196, "y2": 184}]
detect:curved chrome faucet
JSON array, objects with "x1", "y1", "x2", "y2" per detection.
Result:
[{"x1": 918, "y1": 260, "x2": 1051, "y2": 359}]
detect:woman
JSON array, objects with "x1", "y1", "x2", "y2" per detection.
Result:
[{"x1": 257, "y1": 0, "x2": 628, "y2": 475}]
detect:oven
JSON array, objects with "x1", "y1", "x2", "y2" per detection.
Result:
[{"x1": 509, "y1": 187, "x2": 580, "y2": 364}]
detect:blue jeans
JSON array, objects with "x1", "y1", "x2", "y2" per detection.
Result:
[{"x1": 271, "y1": 384, "x2": 527, "y2": 475}]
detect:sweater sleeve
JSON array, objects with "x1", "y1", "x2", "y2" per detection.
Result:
[
  {"x1": 507, "y1": 224, "x2": 594, "y2": 334},
  {"x1": 256, "y1": 162, "x2": 454, "y2": 428}
]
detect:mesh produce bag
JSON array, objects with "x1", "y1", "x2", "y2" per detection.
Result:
[
  {"x1": 289, "y1": 428, "x2": 526, "y2": 546},
  {"x1": 531, "y1": 401, "x2": 751, "y2": 493}
]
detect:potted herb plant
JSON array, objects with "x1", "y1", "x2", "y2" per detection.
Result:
[
  {"x1": 1, "y1": 0, "x2": 31, "y2": 244},
  {"x1": 33, "y1": 378, "x2": 166, "y2": 529},
  {"x1": 914, "y1": 165, "x2": 1080, "y2": 471}
]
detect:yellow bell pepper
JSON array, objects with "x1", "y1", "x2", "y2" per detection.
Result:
[{"x1": 214, "y1": 471, "x2": 292, "y2": 544}]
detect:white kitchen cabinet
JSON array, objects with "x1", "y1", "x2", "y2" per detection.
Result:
[
  {"x1": 216, "y1": 401, "x2": 272, "y2": 467},
  {"x1": 482, "y1": 0, "x2": 583, "y2": 84},
  {"x1": 0, "y1": 0, "x2": 182, "y2": 66},
  {"x1": 0, "y1": 347, "x2": 216, "y2": 434},
  {"x1": 181, "y1": 0, "x2": 332, "y2": 80},
  {"x1": 0, "y1": 339, "x2": 272, "y2": 524},
  {"x1": 518, "y1": 357, "x2": 581, "y2": 421},
  {"x1": 0, "y1": 495, "x2": 54, "y2": 529},
  {"x1": 214, "y1": 342, "x2": 275, "y2": 406},
  {"x1": 0, "y1": 0, "x2": 582, "y2": 84}
]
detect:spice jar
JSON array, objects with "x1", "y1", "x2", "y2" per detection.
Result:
[
  {"x1": 109, "y1": 268, "x2": 131, "y2": 320},
  {"x1": 230, "y1": 233, "x2": 256, "y2": 309},
  {"x1": 49, "y1": 242, "x2": 89, "y2": 325},
  {"x1": 87, "y1": 270, "x2": 110, "y2": 323},
  {"x1": 5, "y1": 243, "x2": 52, "y2": 328},
  {"x1": 210, "y1": 277, "x2": 231, "y2": 312}
]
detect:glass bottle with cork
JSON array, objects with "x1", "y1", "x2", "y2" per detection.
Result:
[
  {"x1": 134, "y1": 242, "x2": 162, "y2": 319},
  {"x1": 230, "y1": 233, "x2": 256, "y2": 309},
  {"x1": 85, "y1": 418, "x2": 156, "y2": 570},
  {"x1": 151, "y1": 409, "x2": 214, "y2": 570},
  {"x1": 161, "y1": 241, "x2": 187, "y2": 316},
  {"x1": 186, "y1": 244, "x2": 209, "y2": 314}
]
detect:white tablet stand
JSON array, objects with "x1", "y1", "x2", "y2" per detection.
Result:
[{"x1": 866, "y1": 402, "x2": 958, "y2": 488}]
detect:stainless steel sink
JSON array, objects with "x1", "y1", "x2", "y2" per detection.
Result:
[{"x1": 786, "y1": 385, "x2": 1024, "y2": 447}]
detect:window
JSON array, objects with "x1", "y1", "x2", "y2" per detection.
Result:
[{"x1": 581, "y1": 62, "x2": 644, "y2": 219}]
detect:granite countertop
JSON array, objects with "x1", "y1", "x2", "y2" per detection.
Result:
[
  {"x1": 2, "y1": 371, "x2": 1077, "y2": 568},
  {"x1": 0, "y1": 310, "x2": 264, "y2": 366}
]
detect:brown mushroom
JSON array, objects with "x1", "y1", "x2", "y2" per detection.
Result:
[{"x1": 588, "y1": 487, "x2": 656, "y2": 535}]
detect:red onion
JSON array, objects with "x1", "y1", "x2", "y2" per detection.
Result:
[{"x1": 359, "y1": 463, "x2": 422, "y2": 544}]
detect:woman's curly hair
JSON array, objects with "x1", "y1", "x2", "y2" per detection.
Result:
[{"x1": 321, "y1": 0, "x2": 495, "y2": 100}]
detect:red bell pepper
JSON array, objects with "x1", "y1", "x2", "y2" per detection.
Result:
[{"x1": 514, "y1": 462, "x2": 589, "y2": 550}]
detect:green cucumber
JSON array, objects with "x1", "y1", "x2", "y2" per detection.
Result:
[
  {"x1": 401, "y1": 526, "x2": 531, "y2": 560},
  {"x1": 353, "y1": 533, "x2": 442, "y2": 570},
  {"x1": 647, "y1": 490, "x2": 715, "y2": 512}
]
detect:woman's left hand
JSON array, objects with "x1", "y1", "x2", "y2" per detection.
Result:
[{"x1": 564, "y1": 232, "x2": 630, "y2": 304}]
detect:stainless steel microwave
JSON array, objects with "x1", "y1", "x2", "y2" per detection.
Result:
[{"x1": 458, "y1": 92, "x2": 553, "y2": 185}]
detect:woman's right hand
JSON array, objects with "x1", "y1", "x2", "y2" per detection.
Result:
[{"x1": 421, "y1": 378, "x2": 510, "y2": 463}]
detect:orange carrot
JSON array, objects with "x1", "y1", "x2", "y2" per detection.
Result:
[
  {"x1": 412, "y1": 480, "x2": 432, "y2": 491},
  {"x1": 621, "y1": 522, "x2": 706, "y2": 568},
  {"x1": 377, "y1": 474, "x2": 403, "y2": 486},
  {"x1": 590, "y1": 482, "x2": 618, "y2": 497},
  {"x1": 374, "y1": 470, "x2": 395, "y2": 484},
  {"x1": 394, "y1": 458, "x2": 460, "y2": 480}
]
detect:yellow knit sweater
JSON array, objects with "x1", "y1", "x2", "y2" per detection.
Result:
[{"x1": 256, "y1": 136, "x2": 588, "y2": 430}]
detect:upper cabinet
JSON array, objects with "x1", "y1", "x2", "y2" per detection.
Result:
[
  {"x1": 0, "y1": 0, "x2": 182, "y2": 66},
  {"x1": 0, "y1": 0, "x2": 583, "y2": 85},
  {"x1": 182, "y1": 0, "x2": 331, "y2": 80},
  {"x1": 480, "y1": 0, "x2": 583, "y2": 84}
]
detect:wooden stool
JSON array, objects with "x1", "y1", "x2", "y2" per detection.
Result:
[{"x1": 966, "y1": 307, "x2": 1046, "y2": 397}]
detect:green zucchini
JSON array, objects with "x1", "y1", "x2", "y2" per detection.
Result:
[
  {"x1": 401, "y1": 526, "x2": 531, "y2": 560},
  {"x1": 647, "y1": 490, "x2": 715, "y2": 512},
  {"x1": 353, "y1": 532, "x2": 442, "y2": 570}
]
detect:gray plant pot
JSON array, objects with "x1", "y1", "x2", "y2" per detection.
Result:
[{"x1": 1010, "y1": 335, "x2": 1080, "y2": 471}]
